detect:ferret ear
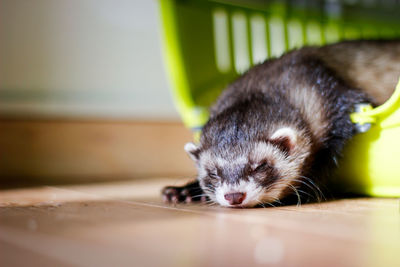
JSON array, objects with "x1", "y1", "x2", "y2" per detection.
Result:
[
  {"x1": 269, "y1": 127, "x2": 297, "y2": 154},
  {"x1": 184, "y1": 142, "x2": 200, "y2": 161}
]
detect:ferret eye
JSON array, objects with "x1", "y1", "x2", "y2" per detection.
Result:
[
  {"x1": 253, "y1": 162, "x2": 271, "y2": 173},
  {"x1": 208, "y1": 171, "x2": 219, "y2": 179}
]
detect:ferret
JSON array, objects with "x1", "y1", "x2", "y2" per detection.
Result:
[{"x1": 162, "y1": 40, "x2": 400, "y2": 208}]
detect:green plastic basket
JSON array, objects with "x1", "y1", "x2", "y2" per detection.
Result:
[
  {"x1": 158, "y1": 0, "x2": 400, "y2": 197},
  {"x1": 159, "y1": 0, "x2": 400, "y2": 131}
]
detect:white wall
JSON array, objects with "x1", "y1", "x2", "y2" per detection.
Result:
[{"x1": 0, "y1": 0, "x2": 180, "y2": 120}]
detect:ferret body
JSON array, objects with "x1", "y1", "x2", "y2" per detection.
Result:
[{"x1": 162, "y1": 40, "x2": 400, "y2": 208}]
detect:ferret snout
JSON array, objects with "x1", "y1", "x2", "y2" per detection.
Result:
[{"x1": 224, "y1": 192, "x2": 246, "y2": 205}]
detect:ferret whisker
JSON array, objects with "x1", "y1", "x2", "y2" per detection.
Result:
[
  {"x1": 288, "y1": 184, "x2": 301, "y2": 207},
  {"x1": 205, "y1": 186, "x2": 216, "y2": 192},
  {"x1": 272, "y1": 197, "x2": 283, "y2": 205},
  {"x1": 256, "y1": 200, "x2": 267, "y2": 208},
  {"x1": 203, "y1": 190, "x2": 215, "y2": 196},
  {"x1": 283, "y1": 177, "x2": 323, "y2": 203},
  {"x1": 296, "y1": 189, "x2": 314, "y2": 200},
  {"x1": 299, "y1": 175, "x2": 326, "y2": 202},
  {"x1": 264, "y1": 201, "x2": 277, "y2": 208},
  {"x1": 206, "y1": 198, "x2": 218, "y2": 206},
  {"x1": 190, "y1": 193, "x2": 209, "y2": 199},
  {"x1": 290, "y1": 178, "x2": 321, "y2": 202}
]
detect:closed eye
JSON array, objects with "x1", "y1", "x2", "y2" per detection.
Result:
[
  {"x1": 208, "y1": 171, "x2": 220, "y2": 179},
  {"x1": 253, "y1": 162, "x2": 272, "y2": 173}
]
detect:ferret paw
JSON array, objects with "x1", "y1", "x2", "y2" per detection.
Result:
[{"x1": 162, "y1": 184, "x2": 206, "y2": 204}]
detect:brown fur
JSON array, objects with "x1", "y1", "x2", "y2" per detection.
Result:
[{"x1": 318, "y1": 40, "x2": 400, "y2": 104}]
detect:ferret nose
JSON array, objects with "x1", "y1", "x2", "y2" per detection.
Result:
[{"x1": 224, "y1": 192, "x2": 246, "y2": 205}]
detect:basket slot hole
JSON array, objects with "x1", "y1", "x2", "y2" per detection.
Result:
[
  {"x1": 269, "y1": 16, "x2": 286, "y2": 58},
  {"x1": 361, "y1": 26, "x2": 378, "y2": 39},
  {"x1": 250, "y1": 14, "x2": 268, "y2": 64},
  {"x1": 231, "y1": 11, "x2": 250, "y2": 73},
  {"x1": 287, "y1": 19, "x2": 304, "y2": 49},
  {"x1": 344, "y1": 25, "x2": 361, "y2": 40},
  {"x1": 324, "y1": 23, "x2": 340, "y2": 43},
  {"x1": 212, "y1": 8, "x2": 231, "y2": 73},
  {"x1": 306, "y1": 21, "x2": 323, "y2": 45}
]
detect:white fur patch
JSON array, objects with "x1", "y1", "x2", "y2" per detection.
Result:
[
  {"x1": 250, "y1": 142, "x2": 285, "y2": 164},
  {"x1": 184, "y1": 142, "x2": 197, "y2": 153},
  {"x1": 215, "y1": 156, "x2": 248, "y2": 167},
  {"x1": 184, "y1": 142, "x2": 199, "y2": 161},
  {"x1": 198, "y1": 150, "x2": 212, "y2": 166},
  {"x1": 215, "y1": 180, "x2": 263, "y2": 207},
  {"x1": 271, "y1": 127, "x2": 297, "y2": 144}
]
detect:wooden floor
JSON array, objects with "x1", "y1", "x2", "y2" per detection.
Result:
[{"x1": 1, "y1": 178, "x2": 399, "y2": 267}]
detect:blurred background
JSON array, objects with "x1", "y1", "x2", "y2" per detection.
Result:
[
  {"x1": 0, "y1": 0, "x2": 179, "y2": 119},
  {"x1": 0, "y1": 0, "x2": 194, "y2": 186}
]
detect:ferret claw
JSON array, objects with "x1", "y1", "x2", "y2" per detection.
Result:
[{"x1": 161, "y1": 181, "x2": 204, "y2": 204}]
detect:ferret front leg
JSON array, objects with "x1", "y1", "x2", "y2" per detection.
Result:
[{"x1": 162, "y1": 180, "x2": 207, "y2": 204}]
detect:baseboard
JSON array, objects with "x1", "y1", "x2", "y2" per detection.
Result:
[{"x1": 0, "y1": 119, "x2": 196, "y2": 185}]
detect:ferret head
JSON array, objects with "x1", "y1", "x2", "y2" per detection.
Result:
[{"x1": 185, "y1": 127, "x2": 311, "y2": 208}]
